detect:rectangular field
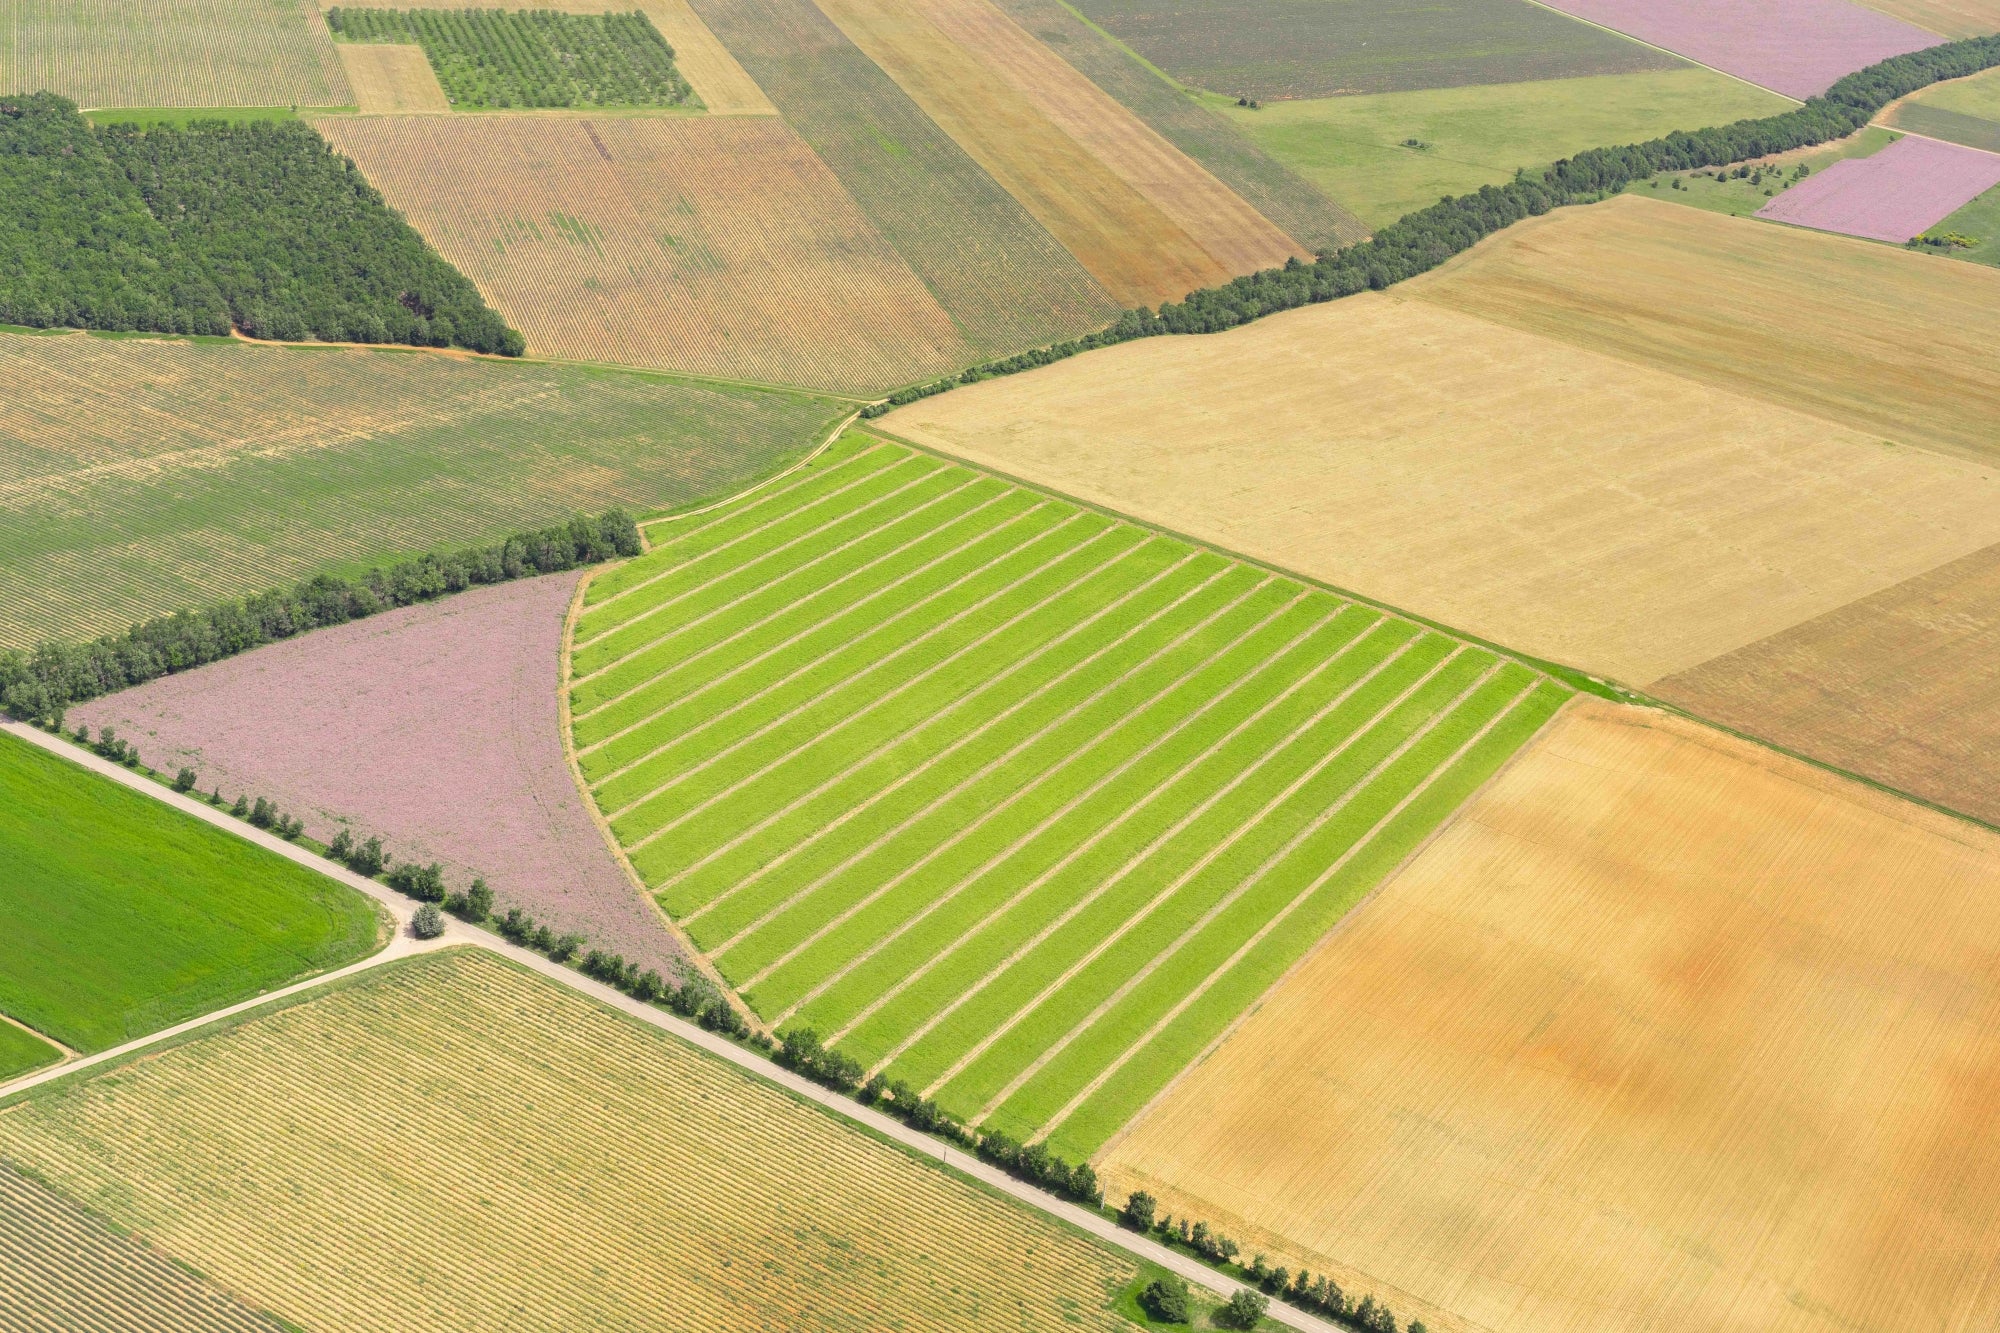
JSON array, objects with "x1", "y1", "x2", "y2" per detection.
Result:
[
  {"x1": 1883, "y1": 62, "x2": 2000, "y2": 150},
  {"x1": 569, "y1": 433, "x2": 1570, "y2": 1159},
  {"x1": 1068, "y1": 0, "x2": 1681, "y2": 101},
  {"x1": 317, "y1": 113, "x2": 971, "y2": 394},
  {"x1": 335, "y1": 41, "x2": 449, "y2": 112},
  {"x1": 0, "y1": 331, "x2": 836, "y2": 649},
  {"x1": 1100, "y1": 699, "x2": 2000, "y2": 1333},
  {"x1": 0, "y1": 949, "x2": 1143, "y2": 1332},
  {"x1": 0, "y1": 0, "x2": 350, "y2": 109},
  {"x1": 0, "y1": 730, "x2": 381, "y2": 1055},
  {"x1": 1756, "y1": 132, "x2": 2000, "y2": 240}
]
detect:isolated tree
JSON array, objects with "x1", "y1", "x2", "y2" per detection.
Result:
[
  {"x1": 1139, "y1": 1275, "x2": 1191, "y2": 1324},
  {"x1": 411, "y1": 902, "x2": 445, "y2": 939},
  {"x1": 1219, "y1": 1290, "x2": 1268, "y2": 1329}
]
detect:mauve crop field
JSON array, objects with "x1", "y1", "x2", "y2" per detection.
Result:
[
  {"x1": 1758, "y1": 133, "x2": 2000, "y2": 239},
  {"x1": 1536, "y1": 0, "x2": 1938, "y2": 97}
]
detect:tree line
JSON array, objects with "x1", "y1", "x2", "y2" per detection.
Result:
[
  {"x1": 0, "y1": 93, "x2": 523, "y2": 354},
  {"x1": 861, "y1": 33, "x2": 2000, "y2": 419},
  {"x1": 0, "y1": 510, "x2": 641, "y2": 726}
]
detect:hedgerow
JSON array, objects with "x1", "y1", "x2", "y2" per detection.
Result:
[{"x1": 861, "y1": 34, "x2": 2000, "y2": 418}]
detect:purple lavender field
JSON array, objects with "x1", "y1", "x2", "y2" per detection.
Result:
[
  {"x1": 1538, "y1": 0, "x2": 1937, "y2": 98},
  {"x1": 1758, "y1": 134, "x2": 2000, "y2": 241}
]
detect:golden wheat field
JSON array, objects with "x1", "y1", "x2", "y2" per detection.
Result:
[
  {"x1": 884, "y1": 290, "x2": 2000, "y2": 687},
  {"x1": 335, "y1": 42, "x2": 448, "y2": 113},
  {"x1": 0, "y1": 950, "x2": 1140, "y2": 1333},
  {"x1": 1100, "y1": 697, "x2": 2000, "y2": 1333},
  {"x1": 0, "y1": 0, "x2": 348, "y2": 109},
  {"x1": 318, "y1": 114, "x2": 968, "y2": 393}
]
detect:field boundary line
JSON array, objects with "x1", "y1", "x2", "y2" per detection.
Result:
[
  {"x1": 764, "y1": 587, "x2": 1318, "y2": 1024},
  {"x1": 0, "y1": 1013, "x2": 75, "y2": 1062},
  {"x1": 1512, "y1": 0, "x2": 1805, "y2": 103},
  {"x1": 830, "y1": 611, "x2": 1384, "y2": 1046},
  {"x1": 615, "y1": 522, "x2": 1129, "y2": 845},
  {"x1": 728, "y1": 578, "x2": 1285, "y2": 987},
  {"x1": 686, "y1": 554, "x2": 1219, "y2": 928},
  {"x1": 901, "y1": 637, "x2": 1448, "y2": 1089},
  {"x1": 1033, "y1": 675, "x2": 1540, "y2": 1143}
]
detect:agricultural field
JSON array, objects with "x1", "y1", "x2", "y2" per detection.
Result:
[
  {"x1": 0, "y1": 730, "x2": 381, "y2": 1056},
  {"x1": 1222, "y1": 68, "x2": 1791, "y2": 227},
  {"x1": 0, "y1": 949, "x2": 1147, "y2": 1332},
  {"x1": 0, "y1": 1021, "x2": 60, "y2": 1082},
  {"x1": 1099, "y1": 699, "x2": 2000, "y2": 1333},
  {"x1": 75, "y1": 572, "x2": 685, "y2": 973},
  {"x1": 1756, "y1": 132, "x2": 2000, "y2": 239},
  {"x1": 1535, "y1": 0, "x2": 1938, "y2": 98},
  {"x1": 334, "y1": 41, "x2": 448, "y2": 111},
  {"x1": 1926, "y1": 180, "x2": 2000, "y2": 261},
  {"x1": 0, "y1": 330, "x2": 836, "y2": 648},
  {"x1": 987, "y1": 0, "x2": 1367, "y2": 250},
  {"x1": 0, "y1": 0, "x2": 350, "y2": 109},
  {"x1": 1882, "y1": 62, "x2": 2000, "y2": 149},
  {"x1": 569, "y1": 432, "x2": 1571, "y2": 1159},
  {"x1": 1861, "y1": 0, "x2": 2000, "y2": 32},
  {"x1": 1, "y1": 1165, "x2": 285, "y2": 1332},
  {"x1": 1624, "y1": 123, "x2": 1902, "y2": 216},
  {"x1": 686, "y1": 0, "x2": 1122, "y2": 359},
  {"x1": 1066, "y1": 0, "x2": 1680, "y2": 101},
  {"x1": 317, "y1": 113, "x2": 973, "y2": 394}
]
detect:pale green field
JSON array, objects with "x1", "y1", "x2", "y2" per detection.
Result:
[
  {"x1": 1901, "y1": 63, "x2": 2000, "y2": 120},
  {"x1": 1218, "y1": 68, "x2": 1792, "y2": 226},
  {"x1": 1883, "y1": 66, "x2": 2000, "y2": 151}
]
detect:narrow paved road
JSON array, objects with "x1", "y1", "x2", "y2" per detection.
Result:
[{"x1": 0, "y1": 720, "x2": 1340, "y2": 1332}]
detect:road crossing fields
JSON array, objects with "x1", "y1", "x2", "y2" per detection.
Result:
[{"x1": 568, "y1": 432, "x2": 1571, "y2": 1159}]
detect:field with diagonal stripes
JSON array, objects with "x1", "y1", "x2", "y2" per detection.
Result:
[{"x1": 569, "y1": 432, "x2": 1571, "y2": 1160}]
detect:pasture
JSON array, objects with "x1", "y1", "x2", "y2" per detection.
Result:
[
  {"x1": 318, "y1": 113, "x2": 971, "y2": 394},
  {"x1": 1929, "y1": 181, "x2": 2000, "y2": 261},
  {"x1": 0, "y1": 0, "x2": 350, "y2": 109},
  {"x1": 1223, "y1": 68, "x2": 1791, "y2": 226},
  {"x1": 0, "y1": 331, "x2": 836, "y2": 649},
  {"x1": 1100, "y1": 699, "x2": 2000, "y2": 1333},
  {"x1": 0, "y1": 1021, "x2": 60, "y2": 1081},
  {"x1": 570, "y1": 433, "x2": 1569, "y2": 1158},
  {"x1": 0, "y1": 949, "x2": 1144, "y2": 1332},
  {"x1": 1066, "y1": 0, "x2": 1678, "y2": 101},
  {"x1": 1884, "y1": 63, "x2": 2000, "y2": 149},
  {"x1": 0, "y1": 731, "x2": 381, "y2": 1055}
]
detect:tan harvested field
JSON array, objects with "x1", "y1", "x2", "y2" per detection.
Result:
[
  {"x1": 0, "y1": 0, "x2": 350, "y2": 109},
  {"x1": 885, "y1": 290, "x2": 2000, "y2": 687},
  {"x1": 1657, "y1": 539, "x2": 2000, "y2": 826},
  {"x1": 0, "y1": 949, "x2": 1137, "y2": 1333},
  {"x1": 317, "y1": 114, "x2": 968, "y2": 393},
  {"x1": 1860, "y1": 0, "x2": 2000, "y2": 35},
  {"x1": 1413, "y1": 196, "x2": 2000, "y2": 467},
  {"x1": 812, "y1": 0, "x2": 1237, "y2": 306},
  {"x1": 336, "y1": 42, "x2": 448, "y2": 113},
  {"x1": 1100, "y1": 698, "x2": 2000, "y2": 1333}
]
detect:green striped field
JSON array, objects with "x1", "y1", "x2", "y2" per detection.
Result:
[{"x1": 570, "y1": 432, "x2": 1571, "y2": 1160}]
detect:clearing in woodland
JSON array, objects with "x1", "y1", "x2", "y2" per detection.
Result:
[
  {"x1": 1101, "y1": 698, "x2": 2000, "y2": 1333},
  {"x1": 317, "y1": 113, "x2": 971, "y2": 394},
  {"x1": 0, "y1": 0, "x2": 350, "y2": 108},
  {"x1": 569, "y1": 432, "x2": 1570, "y2": 1159},
  {"x1": 0, "y1": 331, "x2": 836, "y2": 649},
  {"x1": 0, "y1": 730, "x2": 381, "y2": 1056},
  {"x1": 0, "y1": 949, "x2": 1145, "y2": 1332}
]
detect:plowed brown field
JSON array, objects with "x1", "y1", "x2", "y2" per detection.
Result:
[
  {"x1": 317, "y1": 114, "x2": 968, "y2": 393},
  {"x1": 336, "y1": 42, "x2": 449, "y2": 113},
  {"x1": 1100, "y1": 698, "x2": 2000, "y2": 1333}
]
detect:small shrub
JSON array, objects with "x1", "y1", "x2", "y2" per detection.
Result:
[
  {"x1": 230, "y1": 794, "x2": 250, "y2": 818},
  {"x1": 172, "y1": 767, "x2": 197, "y2": 792},
  {"x1": 411, "y1": 903, "x2": 445, "y2": 938},
  {"x1": 326, "y1": 828, "x2": 353, "y2": 860},
  {"x1": 1139, "y1": 1275, "x2": 1191, "y2": 1324}
]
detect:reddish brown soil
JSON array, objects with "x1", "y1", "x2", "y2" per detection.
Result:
[{"x1": 77, "y1": 574, "x2": 682, "y2": 973}]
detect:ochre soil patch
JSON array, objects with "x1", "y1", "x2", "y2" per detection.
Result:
[
  {"x1": 337, "y1": 42, "x2": 449, "y2": 113},
  {"x1": 811, "y1": 0, "x2": 1238, "y2": 306},
  {"x1": 1410, "y1": 195, "x2": 2000, "y2": 467},
  {"x1": 1657, "y1": 538, "x2": 2000, "y2": 827},
  {"x1": 74, "y1": 574, "x2": 684, "y2": 972},
  {"x1": 318, "y1": 113, "x2": 967, "y2": 393},
  {"x1": 884, "y1": 292, "x2": 2000, "y2": 687},
  {"x1": 1100, "y1": 698, "x2": 2000, "y2": 1333}
]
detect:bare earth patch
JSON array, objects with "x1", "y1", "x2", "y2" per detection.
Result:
[{"x1": 75, "y1": 574, "x2": 681, "y2": 973}]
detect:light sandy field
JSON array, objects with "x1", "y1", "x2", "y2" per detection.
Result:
[
  {"x1": 885, "y1": 287, "x2": 2000, "y2": 687},
  {"x1": 1100, "y1": 698, "x2": 2000, "y2": 1333},
  {"x1": 1859, "y1": 0, "x2": 2000, "y2": 34},
  {"x1": 336, "y1": 42, "x2": 448, "y2": 113},
  {"x1": 317, "y1": 114, "x2": 968, "y2": 393},
  {"x1": 1413, "y1": 195, "x2": 2000, "y2": 466},
  {"x1": 0, "y1": 0, "x2": 349, "y2": 108},
  {"x1": 0, "y1": 949, "x2": 1137, "y2": 1333},
  {"x1": 812, "y1": 0, "x2": 1237, "y2": 306}
]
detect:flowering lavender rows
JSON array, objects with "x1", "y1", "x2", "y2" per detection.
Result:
[
  {"x1": 76, "y1": 572, "x2": 684, "y2": 972},
  {"x1": 1536, "y1": 0, "x2": 1938, "y2": 98},
  {"x1": 1758, "y1": 133, "x2": 2000, "y2": 240}
]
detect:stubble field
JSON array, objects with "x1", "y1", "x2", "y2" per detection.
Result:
[
  {"x1": 1861, "y1": 0, "x2": 2000, "y2": 32},
  {"x1": 0, "y1": 331, "x2": 836, "y2": 648},
  {"x1": 0, "y1": 949, "x2": 1143, "y2": 1332},
  {"x1": 1100, "y1": 699, "x2": 2000, "y2": 1333},
  {"x1": 570, "y1": 433, "x2": 1569, "y2": 1159},
  {"x1": 334, "y1": 41, "x2": 448, "y2": 112}
]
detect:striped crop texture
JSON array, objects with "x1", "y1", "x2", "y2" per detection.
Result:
[{"x1": 570, "y1": 434, "x2": 1573, "y2": 1160}]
